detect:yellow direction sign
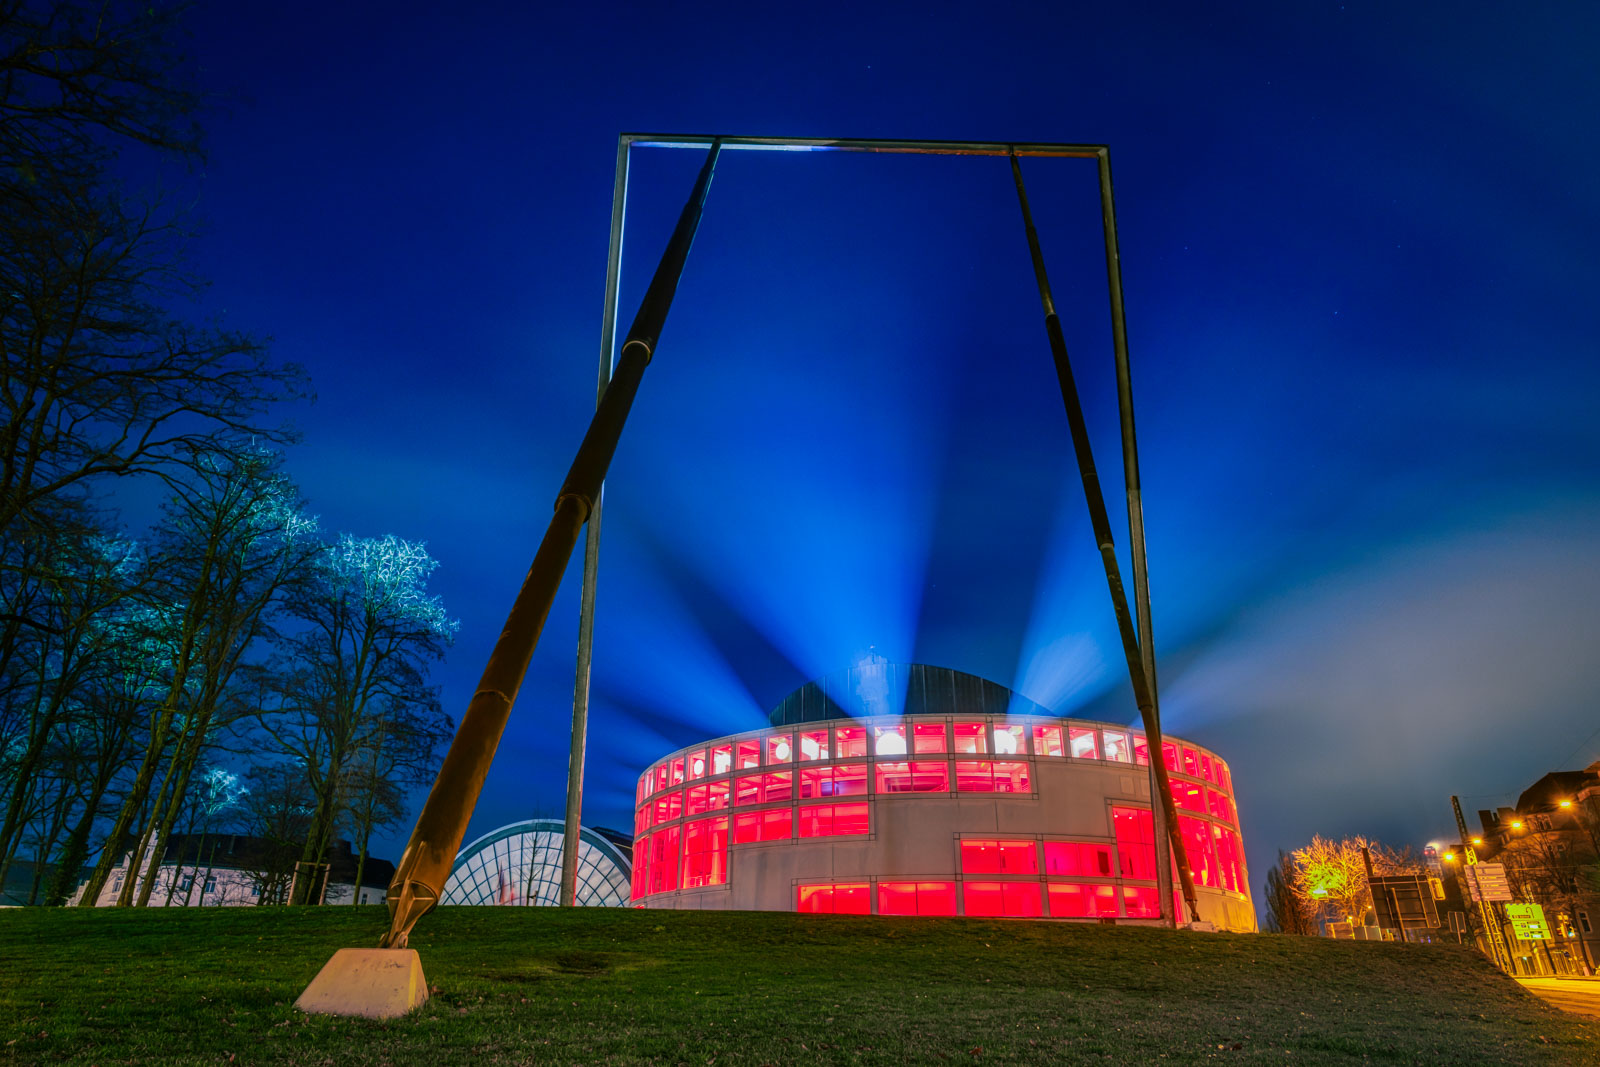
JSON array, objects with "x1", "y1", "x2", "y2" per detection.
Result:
[{"x1": 1505, "y1": 903, "x2": 1551, "y2": 942}]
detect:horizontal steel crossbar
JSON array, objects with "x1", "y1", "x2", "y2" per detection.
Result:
[{"x1": 623, "y1": 133, "x2": 1105, "y2": 158}]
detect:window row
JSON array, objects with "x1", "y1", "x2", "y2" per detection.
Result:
[
  {"x1": 796, "y1": 880, "x2": 1169, "y2": 919},
  {"x1": 635, "y1": 763, "x2": 1035, "y2": 833},
  {"x1": 638, "y1": 725, "x2": 1230, "y2": 803},
  {"x1": 1111, "y1": 806, "x2": 1247, "y2": 893},
  {"x1": 631, "y1": 805, "x2": 872, "y2": 899}
]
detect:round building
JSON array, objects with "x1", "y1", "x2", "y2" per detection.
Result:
[
  {"x1": 631, "y1": 664, "x2": 1253, "y2": 930},
  {"x1": 441, "y1": 818, "x2": 632, "y2": 907}
]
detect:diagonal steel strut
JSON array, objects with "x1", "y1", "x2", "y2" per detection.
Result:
[
  {"x1": 1008, "y1": 150, "x2": 1202, "y2": 924},
  {"x1": 378, "y1": 140, "x2": 722, "y2": 949}
]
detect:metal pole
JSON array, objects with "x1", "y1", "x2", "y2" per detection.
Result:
[
  {"x1": 1007, "y1": 151, "x2": 1201, "y2": 924},
  {"x1": 379, "y1": 142, "x2": 721, "y2": 950},
  {"x1": 560, "y1": 137, "x2": 631, "y2": 907},
  {"x1": 1096, "y1": 147, "x2": 1176, "y2": 928},
  {"x1": 1452, "y1": 794, "x2": 1511, "y2": 971}
]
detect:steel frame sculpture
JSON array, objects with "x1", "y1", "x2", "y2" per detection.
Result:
[
  {"x1": 561, "y1": 134, "x2": 1196, "y2": 924},
  {"x1": 347, "y1": 133, "x2": 1200, "y2": 963}
]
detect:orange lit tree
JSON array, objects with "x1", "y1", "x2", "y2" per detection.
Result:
[{"x1": 1290, "y1": 835, "x2": 1415, "y2": 931}]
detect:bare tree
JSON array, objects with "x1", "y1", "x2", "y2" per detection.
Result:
[
  {"x1": 1, "y1": 2, "x2": 308, "y2": 542},
  {"x1": 1262, "y1": 850, "x2": 1316, "y2": 935},
  {"x1": 1290, "y1": 834, "x2": 1414, "y2": 931}
]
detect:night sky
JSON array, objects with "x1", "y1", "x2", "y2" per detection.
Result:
[{"x1": 164, "y1": 1, "x2": 1598, "y2": 899}]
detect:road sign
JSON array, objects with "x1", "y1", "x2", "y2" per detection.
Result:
[
  {"x1": 1370, "y1": 874, "x2": 1442, "y2": 928},
  {"x1": 1505, "y1": 903, "x2": 1551, "y2": 942},
  {"x1": 1464, "y1": 863, "x2": 1513, "y2": 902}
]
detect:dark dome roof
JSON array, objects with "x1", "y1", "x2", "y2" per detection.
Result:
[{"x1": 767, "y1": 662, "x2": 1053, "y2": 727}]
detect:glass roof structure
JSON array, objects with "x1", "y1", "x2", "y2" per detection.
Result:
[{"x1": 439, "y1": 819, "x2": 631, "y2": 907}]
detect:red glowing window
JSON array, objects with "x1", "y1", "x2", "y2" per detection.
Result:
[
  {"x1": 682, "y1": 816, "x2": 729, "y2": 888},
  {"x1": 654, "y1": 765, "x2": 670, "y2": 793},
  {"x1": 994, "y1": 724, "x2": 1027, "y2": 756},
  {"x1": 1206, "y1": 788, "x2": 1233, "y2": 824},
  {"x1": 954, "y1": 760, "x2": 1030, "y2": 793},
  {"x1": 873, "y1": 724, "x2": 907, "y2": 756},
  {"x1": 1068, "y1": 726, "x2": 1098, "y2": 760},
  {"x1": 1199, "y1": 752, "x2": 1214, "y2": 783},
  {"x1": 799, "y1": 764, "x2": 868, "y2": 799},
  {"x1": 732, "y1": 807, "x2": 793, "y2": 843},
  {"x1": 1033, "y1": 725, "x2": 1064, "y2": 757},
  {"x1": 630, "y1": 833, "x2": 648, "y2": 899},
  {"x1": 734, "y1": 771, "x2": 792, "y2": 806},
  {"x1": 652, "y1": 791, "x2": 682, "y2": 824},
  {"x1": 736, "y1": 740, "x2": 761, "y2": 770},
  {"x1": 1043, "y1": 841, "x2": 1114, "y2": 878},
  {"x1": 686, "y1": 749, "x2": 708, "y2": 780},
  {"x1": 1214, "y1": 826, "x2": 1245, "y2": 893},
  {"x1": 797, "y1": 802, "x2": 868, "y2": 838},
  {"x1": 875, "y1": 761, "x2": 949, "y2": 794},
  {"x1": 710, "y1": 744, "x2": 733, "y2": 776},
  {"x1": 1217, "y1": 760, "x2": 1232, "y2": 794},
  {"x1": 798, "y1": 729, "x2": 830, "y2": 761},
  {"x1": 766, "y1": 733, "x2": 794, "y2": 765},
  {"x1": 1048, "y1": 882, "x2": 1120, "y2": 918},
  {"x1": 645, "y1": 825, "x2": 681, "y2": 894},
  {"x1": 669, "y1": 757, "x2": 685, "y2": 785},
  {"x1": 834, "y1": 726, "x2": 867, "y2": 758},
  {"x1": 1161, "y1": 741, "x2": 1179, "y2": 772},
  {"x1": 1122, "y1": 885, "x2": 1161, "y2": 918},
  {"x1": 1133, "y1": 736, "x2": 1150, "y2": 765},
  {"x1": 797, "y1": 883, "x2": 869, "y2": 915},
  {"x1": 637, "y1": 777, "x2": 648, "y2": 805},
  {"x1": 962, "y1": 881, "x2": 1043, "y2": 917},
  {"x1": 1102, "y1": 730, "x2": 1130, "y2": 763},
  {"x1": 953, "y1": 721, "x2": 987, "y2": 754},
  {"x1": 877, "y1": 881, "x2": 958, "y2": 916},
  {"x1": 912, "y1": 722, "x2": 947, "y2": 754},
  {"x1": 634, "y1": 806, "x2": 651, "y2": 835},
  {"x1": 1113, "y1": 806, "x2": 1157, "y2": 880},
  {"x1": 1179, "y1": 815, "x2": 1220, "y2": 889},
  {"x1": 1170, "y1": 780, "x2": 1205, "y2": 813},
  {"x1": 960, "y1": 839, "x2": 1039, "y2": 875},
  {"x1": 1182, "y1": 747, "x2": 1200, "y2": 777},
  {"x1": 686, "y1": 781, "x2": 730, "y2": 816}
]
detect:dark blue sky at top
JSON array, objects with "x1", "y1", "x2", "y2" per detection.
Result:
[{"x1": 158, "y1": 1, "x2": 1597, "y2": 891}]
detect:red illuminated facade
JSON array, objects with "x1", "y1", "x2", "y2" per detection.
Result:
[{"x1": 631, "y1": 666, "x2": 1254, "y2": 929}]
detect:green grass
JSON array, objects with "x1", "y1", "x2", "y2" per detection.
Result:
[{"x1": 2, "y1": 907, "x2": 1595, "y2": 1065}]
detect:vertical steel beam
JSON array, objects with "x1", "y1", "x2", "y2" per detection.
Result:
[
  {"x1": 1096, "y1": 148, "x2": 1176, "y2": 927},
  {"x1": 560, "y1": 137, "x2": 631, "y2": 907},
  {"x1": 1009, "y1": 151, "x2": 1200, "y2": 924}
]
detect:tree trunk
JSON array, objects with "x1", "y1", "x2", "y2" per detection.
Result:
[
  {"x1": 75, "y1": 702, "x2": 180, "y2": 906},
  {"x1": 136, "y1": 714, "x2": 211, "y2": 907},
  {"x1": 117, "y1": 737, "x2": 187, "y2": 906}
]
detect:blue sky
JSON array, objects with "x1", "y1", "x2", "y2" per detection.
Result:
[{"x1": 166, "y1": 0, "x2": 1599, "y2": 890}]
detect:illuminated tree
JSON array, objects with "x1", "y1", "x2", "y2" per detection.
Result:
[
  {"x1": 256, "y1": 534, "x2": 454, "y2": 905},
  {"x1": 1290, "y1": 834, "x2": 1414, "y2": 931},
  {"x1": 75, "y1": 447, "x2": 318, "y2": 907}
]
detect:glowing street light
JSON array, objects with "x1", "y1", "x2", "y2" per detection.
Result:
[{"x1": 1511, "y1": 819, "x2": 1524, "y2": 830}]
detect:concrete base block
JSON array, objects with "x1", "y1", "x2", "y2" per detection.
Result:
[{"x1": 295, "y1": 948, "x2": 429, "y2": 1020}]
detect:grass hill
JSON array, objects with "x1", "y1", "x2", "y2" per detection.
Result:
[{"x1": 2, "y1": 906, "x2": 1595, "y2": 1065}]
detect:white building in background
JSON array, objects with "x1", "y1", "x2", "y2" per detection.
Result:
[{"x1": 70, "y1": 835, "x2": 392, "y2": 907}]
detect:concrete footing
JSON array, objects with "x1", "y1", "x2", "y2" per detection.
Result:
[{"x1": 295, "y1": 948, "x2": 429, "y2": 1019}]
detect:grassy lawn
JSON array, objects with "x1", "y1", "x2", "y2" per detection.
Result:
[{"x1": 2, "y1": 906, "x2": 1596, "y2": 1065}]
